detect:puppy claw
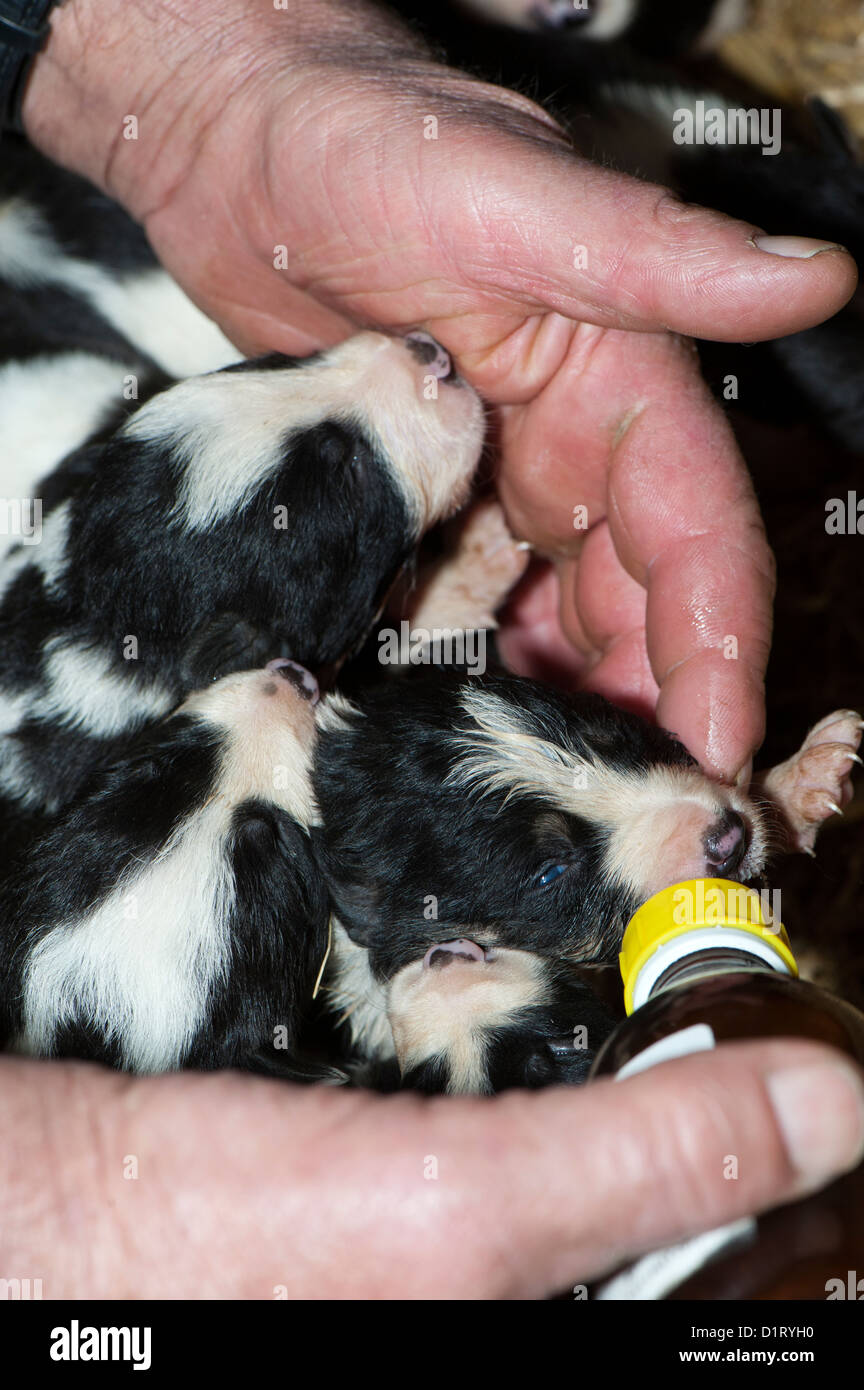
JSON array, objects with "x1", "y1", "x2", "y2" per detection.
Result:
[{"x1": 754, "y1": 709, "x2": 862, "y2": 855}]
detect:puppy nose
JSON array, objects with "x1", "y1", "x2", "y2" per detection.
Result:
[
  {"x1": 423, "y1": 938, "x2": 487, "y2": 970},
  {"x1": 265, "y1": 658, "x2": 319, "y2": 704},
  {"x1": 704, "y1": 810, "x2": 748, "y2": 876},
  {"x1": 404, "y1": 331, "x2": 454, "y2": 381}
]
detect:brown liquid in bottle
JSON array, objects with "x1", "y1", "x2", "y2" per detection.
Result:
[{"x1": 589, "y1": 880, "x2": 864, "y2": 1301}]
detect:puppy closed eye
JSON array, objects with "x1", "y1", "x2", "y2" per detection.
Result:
[
  {"x1": 545, "y1": 1034, "x2": 580, "y2": 1059},
  {"x1": 521, "y1": 1038, "x2": 582, "y2": 1087}
]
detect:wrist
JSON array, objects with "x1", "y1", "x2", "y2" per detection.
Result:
[
  {"x1": 21, "y1": 0, "x2": 283, "y2": 212},
  {"x1": 21, "y1": 0, "x2": 154, "y2": 190},
  {"x1": 19, "y1": 0, "x2": 431, "y2": 217}
]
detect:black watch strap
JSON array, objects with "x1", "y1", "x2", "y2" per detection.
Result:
[{"x1": 0, "y1": 0, "x2": 59, "y2": 134}]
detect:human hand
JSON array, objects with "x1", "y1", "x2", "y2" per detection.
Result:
[
  {"x1": 23, "y1": 0, "x2": 858, "y2": 780},
  {"x1": 4, "y1": 1044, "x2": 862, "y2": 1297}
]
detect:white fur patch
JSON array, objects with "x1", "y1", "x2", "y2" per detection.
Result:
[
  {"x1": 0, "y1": 687, "x2": 30, "y2": 737},
  {"x1": 324, "y1": 920, "x2": 395, "y2": 1061},
  {"x1": 458, "y1": 0, "x2": 636, "y2": 35},
  {"x1": 178, "y1": 668, "x2": 318, "y2": 827},
  {"x1": 125, "y1": 333, "x2": 483, "y2": 533},
  {"x1": 387, "y1": 946, "x2": 547, "y2": 1094},
  {"x1": 0, "y1": 355, "x2": 125, "y2": 558},
  {"x1": 696, "y1": 0, "x2": 749, "y2": 50},
  {"x1": 124, "y1": 370, "x2": 303, "y2": 530},
  {"x1": 0, "y1": 498, "x2": 71, "y2": 601},
  {"x1": 598, "y1": 79, "x2": 728, "y2": 127},
  {"x1": 18, "y1": 800, "x2": 235, "y2": 1071},
  {"x1": 314, "y1": 691, "x2": 361, "y2": 736},
  {"x1": 0, "y1": 530, "x2": 174, "y2": 804},
  {"x1": 581, "y1": 0, "x2": 637, "y2": 39},
  {"x1": 0, "y1": 198, "x2": 241, "y2": 377},
  {"x1": 0, "y1": 740, "x2": 38, "y2": 805},
  {"x1": 451, "y1": 688, "x2": 767, "y2": 896},
  {"x1": 34, "y1": 638, "x2": 174, "y2": 737},
  {"x1": 90, "y1": 271, "x2": 243, "y2": 379}
]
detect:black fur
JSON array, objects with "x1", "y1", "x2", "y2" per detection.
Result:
[{"x1": 307, "y1": 668, "x2": 769, "y2": 1093}]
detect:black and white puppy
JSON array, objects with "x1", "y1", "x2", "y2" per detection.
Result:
[
  {"x1": 0, "y1": 148, "x2": 485, "y2": 815},
  {"x1": 4, "y1": 658, "x2": 855, "y2": 1087},
  {"x1": 312, "y1": 671, "x2": 861, "y2": 1093},
  {"x1": 383, "y1": 941, "x2": 615, "y2": 1094},
  {"x1": 0, "y1": 663, "x2": 331, "y2": 1076}
]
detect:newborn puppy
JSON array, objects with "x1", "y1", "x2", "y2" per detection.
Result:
[
  {"x1": 0, "y1": 138, "x2": 486, "y2": 818},
  {"x1": 0, "y1": 330, "x2": 483, "y2": 816},
  {"x1": 389, "y1": 941, "x2": 615, "y2": 1093},
  {"x1": 313, "y1": 672, "x2": 861, "y2": 1093},
  {"x1": 0, "y1": 663, "x2": 331, "y2": 1076}
]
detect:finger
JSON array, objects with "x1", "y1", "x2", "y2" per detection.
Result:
[
  {"x1": 651, "y1": 587, "x2": 770, "y2": 783},
  {"x1": 564, "y1": 524, "x2": 647, "y2": 653},
  {"x1": 444, "y1": 130, "x2": 857, "y2": 354},
  {"x1": 602, "y1": 356, "x2": 775, "y2": 779},
  {"x1": 560, "y1": 529, "x2": 660, "y2": 715},
  {"x1": 496, "y1": 321, "x2": 630, "y2": 555},
  {"x1": 498, "y1": 330, "x2": 772, "y2": 776},
  {"x1": 473, "y1": 1040, "x2": 864, "y2": 1299}
]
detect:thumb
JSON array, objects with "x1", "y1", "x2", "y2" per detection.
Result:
[
  {"x1": 445, "y1": 128, "x2": 858, "y2": 343},
  {"x1": 483, "y1": 1039, "x2": 864, "y2": 1297}
]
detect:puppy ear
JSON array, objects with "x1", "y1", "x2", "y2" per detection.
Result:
[
  {"x1": 230, "y1": 803, "x2": 330, "y2": 941},
  {"x1": 307, "y1": 828, "x2": 379, "y2": 946},
  {"x1": 225, "y1": 804, "x2": 332, "y2": 1058},
  {"x1": 273, "y1": 812, "x2": 332, "y2": 928}
]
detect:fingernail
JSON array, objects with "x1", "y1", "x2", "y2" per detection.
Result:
[
  {"x1": 752, "y1": 235, "x2": 845, "y2": 260},
  {"x1": 767, "y1": 1061, "x2": 864, "y2": 1193}
]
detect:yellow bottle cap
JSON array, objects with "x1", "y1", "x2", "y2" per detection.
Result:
[{"x1": 620, "y1": 878, "x2": 798, "y2": 1014}]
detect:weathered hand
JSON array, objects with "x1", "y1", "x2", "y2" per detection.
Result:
[
  {"x1": 24, "y1": 0, "x2": 858, "y2": 780},
  {"x1": 4, "y1": 1044, "x2": 863, "y2": 1298}
]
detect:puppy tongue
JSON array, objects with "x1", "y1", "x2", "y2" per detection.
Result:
[{"x1": 423, "y1": 938, "x2": 486, "y2": 970}]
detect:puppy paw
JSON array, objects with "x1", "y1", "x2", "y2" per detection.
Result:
[
  {"x1": 756, "y1": 710, "x2": 863, "y2": 854},
  {"x1": 405, "y1": 496, "x2": 530, "y2": 632}
]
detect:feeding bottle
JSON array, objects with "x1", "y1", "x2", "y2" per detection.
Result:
[{"x1": 589, "y1": 877, "x2": 864, "y2": 1300}]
